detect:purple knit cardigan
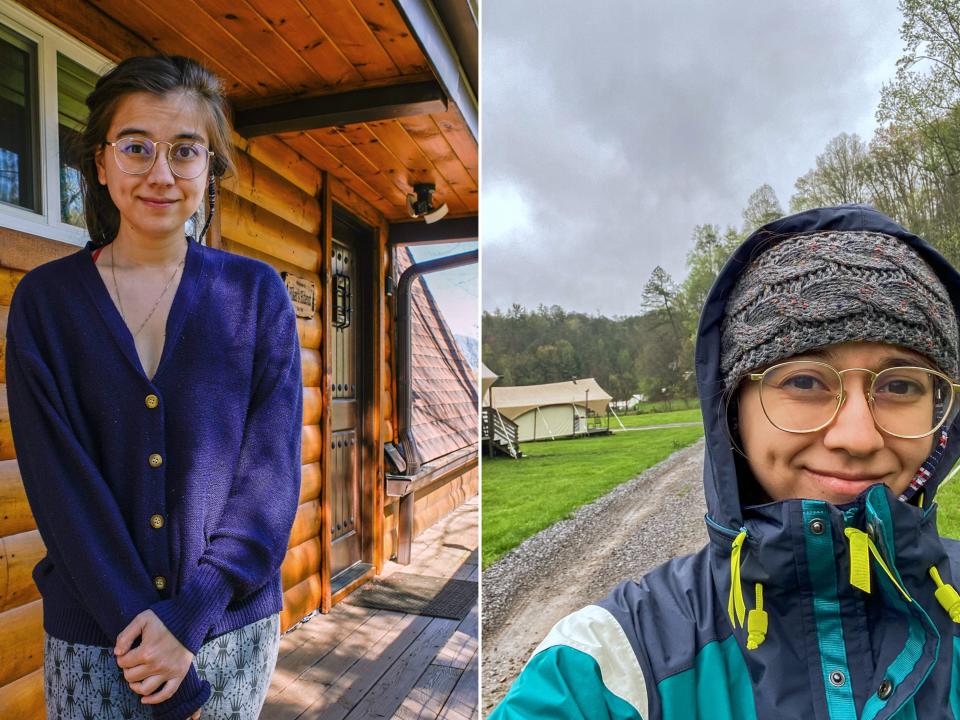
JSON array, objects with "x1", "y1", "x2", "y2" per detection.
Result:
[{"x1": 5, "y1": 236, "x2": 303, "y2": 720}]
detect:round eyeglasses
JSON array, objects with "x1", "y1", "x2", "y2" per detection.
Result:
[
  {"x1": 104, "y1": 137, "x2": 213, "y2": 180},
  {"x1": 748, "y1": 361, "x2": 960, "y2": 439}
]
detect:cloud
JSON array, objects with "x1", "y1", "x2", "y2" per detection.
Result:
[{"x1": 481, "y1": 0, "x2": 904, "y2": 316}]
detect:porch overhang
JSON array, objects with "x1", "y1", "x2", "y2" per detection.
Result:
[{"x1": 235, "y1": 80, "x2": 448, "y2": 138}]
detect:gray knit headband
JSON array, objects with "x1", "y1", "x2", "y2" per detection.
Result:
[{"x1": 720, "y1": 231, "x2": 960, "y2": 390}]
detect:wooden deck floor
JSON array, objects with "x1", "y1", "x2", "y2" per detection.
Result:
[{"x1": 261, "y1": 497, "x2": 479, "y2": 720}]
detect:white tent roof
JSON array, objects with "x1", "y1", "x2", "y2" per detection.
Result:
[
  {"x1": 481, "y1": 362, "x2": 499, "y2": 403},
  {"x1": 489, "y1": 378, "x2": 613, "y2": 420}
]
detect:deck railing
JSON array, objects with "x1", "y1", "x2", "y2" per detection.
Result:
[{"x1": 482, "y1": 407, "x2": 520, "y2": 458}]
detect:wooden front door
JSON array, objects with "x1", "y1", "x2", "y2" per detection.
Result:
[{"x1": 330, "y1": 217, "x2": 365, "y2": 580}]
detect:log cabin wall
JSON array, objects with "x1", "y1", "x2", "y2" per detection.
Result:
[
  {"x1": 0, "y1": 135, "x2": 393, "y2": 713},
  {"x1": 0, "y1": 232, "x2": 75, "y2": 716},
  {"x1": 218, "y1": 136, "x2": 329, "y2": 634}
]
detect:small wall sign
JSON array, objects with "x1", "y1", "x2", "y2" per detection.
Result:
[{"x1": 280, "y1": 271, "x2": 317, "y2": 319}]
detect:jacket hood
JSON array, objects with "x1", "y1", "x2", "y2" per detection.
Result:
[{"x1": 696, "y1": 204, "x2": 960, "y2": 531}]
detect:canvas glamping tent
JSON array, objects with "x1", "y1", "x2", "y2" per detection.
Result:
[{"x1": 489, "y1": 378, "x2": 613, "y2": 441}]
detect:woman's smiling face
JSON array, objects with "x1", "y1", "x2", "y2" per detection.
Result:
[
  {"x1": 737, "y1": 341, "x2": 941, "y2": 505},
  {"x1": 95, "y1": 91, "x2": 209, "y2": 243}
]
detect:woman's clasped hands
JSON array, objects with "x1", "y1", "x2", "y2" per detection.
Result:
[{"x1": 114, "y1": 608, "x2": 203, "y2": 718}]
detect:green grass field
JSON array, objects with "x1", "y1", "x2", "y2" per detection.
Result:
[
  {"x1": 937, "y1": 466, "x2": 960, "y2": 540},
  {"x1": 609, "y1": 407, "x2": 702, "y2": 428},
  {"x1": 482, "y1": 424, "x2": 705, "y2": 568}
]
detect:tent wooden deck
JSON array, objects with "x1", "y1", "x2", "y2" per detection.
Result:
[{"x1": 262, "y1": 496, "x2": 478, "y2": 720}]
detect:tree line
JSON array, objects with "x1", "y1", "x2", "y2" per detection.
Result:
[{"x1": 484, "y1": 0, "x2": 960, "y2": 404}]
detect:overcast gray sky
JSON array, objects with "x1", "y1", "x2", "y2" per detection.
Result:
[{"x1": 481, "y1": 1, "x2": 905, "y2": 316}]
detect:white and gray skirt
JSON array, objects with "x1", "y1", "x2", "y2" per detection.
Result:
[{"x1": 43, "y1": 612, "x2": 281, "y2": 720}]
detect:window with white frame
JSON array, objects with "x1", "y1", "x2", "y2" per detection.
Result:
[{"x1": 0, "y1": 1, "x2": 109, "y2": 246}]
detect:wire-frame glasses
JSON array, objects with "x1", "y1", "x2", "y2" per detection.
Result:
[
  {"x1": 748, "y1": 360, "x2": 960, "y2": 439},
  {"x1": 104, "y1": 136, "x2": 213, "y2": 180}
]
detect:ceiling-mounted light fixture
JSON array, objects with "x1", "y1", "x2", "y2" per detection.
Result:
[{"x1": 406, "y1": 183, "x2": 449, "y2": 224}]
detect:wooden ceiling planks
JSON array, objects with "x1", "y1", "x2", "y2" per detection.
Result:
[
  {"x1": 196, "y1": 0, "x2": 346, "y2": 97},
  {"x1": 307, "y1": 127, "x2": 411, "y2": 209},
  {"x1": 278, "y1": 113, "x2": 478, "y2": 221},
  {"x1": 348, "y1": 0, "x2": 430, "y2": 75},
  {"x1": 392, "y1": 115, "x2": 477, "y2": 208},
  {"x1": 333, "y1": 122, "x2": 468, "y2": 215},
  {"x1": 364, "y1": 119, "x2": 474, "y2": 212},
  {"x1": 122, "y1": 0, "x2": 279, "y2": 99},
  {"x1": 434, "y1": 106, "x2": 478, "y2": 184},
  {"x1": 25, "y1": 0, "x2": 152, "y2": 63},
  {"x1": 278, "y1": 131, "x2": 396, "y2": 218},
  {"x1": 17, "y1": 0, "x2": 477, "y2": 220},
  {"x1": 300, "y1": 0, "x2": 401, "y2": 81},
  {"x1": 243, "y1": 0, "x2": 364, "y2": 89}
]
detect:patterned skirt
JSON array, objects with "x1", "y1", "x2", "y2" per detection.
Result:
[{"x1": 43, "y1": 612, "x2": 281, "y2": 720}]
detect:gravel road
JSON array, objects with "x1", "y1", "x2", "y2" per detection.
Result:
[{"x1": 481, "y1": 437, "x2": 709, "y2": 715}]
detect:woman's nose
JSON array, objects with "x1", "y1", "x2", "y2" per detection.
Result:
[
  {"x1": 821, "y1": 383, "x2": 884, "y2": 456},
  {"x1": 146, "y1": 149, "x2": 176, "y2": 184}
]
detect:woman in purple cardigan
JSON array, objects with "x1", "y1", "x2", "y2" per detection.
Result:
[{"x1": 5, "y1": 56, "x2": 304, "y2": 720}]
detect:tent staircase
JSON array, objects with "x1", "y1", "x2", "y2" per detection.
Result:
[{"x1": 482, "y1": 407, "x2": 521, "y2": 458}]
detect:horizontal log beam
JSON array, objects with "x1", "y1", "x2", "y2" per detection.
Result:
[
  {"x1": 280, "y1": 537, "x2": 321, "y2": 592},
  {"x1": 303, "y1": 386, "x2": 322, "y2": 426},
  {"x1": 0, "y1": 666, "x2": 43, "y2": 718},
  {"x1": 1, "y1": 530, "x2": 44, "y2": 613},
  {"x1": 0, "y1": 599, "x2": 42, "y2": 687},
  {"x1": 220, "y1": 190, "x2": 320, "y2": 272},
  {"x1": 288, "y1": 499, "x2": 321, "y2": 549},
  {"x1": 303, "y1": 425, "x2": 322, "y2": 467},
  {"x1": 300, "y1": 461, "x2": 321, "y2": 506},
  {"x1": 221, "y1": 150, "x2": 321, "y2": 235},
  {"x1": 235, "y1": 81, "x2": 448, "y2": 138},
  {"x1": 280, "y1": 573, "x2": 322, "y2": 633},
  {"x1": 0, "y1": 461, "x2": 32, "y2": 537}
]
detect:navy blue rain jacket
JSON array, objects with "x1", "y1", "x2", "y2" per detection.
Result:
[{"x1": 491, "y1": 205, "x2": 960, "y2": 719}]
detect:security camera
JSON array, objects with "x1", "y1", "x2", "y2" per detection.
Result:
[{"x1": 406, "y1": 183, "x2": 449, "y2": 224}]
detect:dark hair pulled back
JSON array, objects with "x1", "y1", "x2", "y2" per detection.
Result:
[{"x1": 79, "y1": 55, "x2": 235, "y2": 246}]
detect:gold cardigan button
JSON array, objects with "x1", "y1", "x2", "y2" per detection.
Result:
[
  {"x1": 148, "y1": 453, "x2": 163, "y2": 468},
  {"x1": 150, "y1": 514, "x2": 165, "y2": 529},
  {"x1": 153, "y1": 575, "x2": 167, "y2": 590},
  {"x1": 145, "y1": 394, "x2": 159, "y2": 409}
]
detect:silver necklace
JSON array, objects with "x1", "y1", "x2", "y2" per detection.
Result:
[{"x1": 110, "y1": 241, "x2": 186, "y2": 338}]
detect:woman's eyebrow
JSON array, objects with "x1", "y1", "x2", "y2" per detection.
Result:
[
  {"x1": 877, "y1": 355, "x2": 933, "y2": 369},
  {"x1": 114, "y1": 128, "x2": 205, "y2": 141},
  {"x1": 793, "y1": 350, "x2": 932, "y2": 368}
]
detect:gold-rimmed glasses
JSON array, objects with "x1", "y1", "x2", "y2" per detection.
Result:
[
  {"x1": 748, "y1": 361, "x2": 960, "y2": 438},
  {"x1": 103, "y1": 136, "x2": 213, "y2": 180}
]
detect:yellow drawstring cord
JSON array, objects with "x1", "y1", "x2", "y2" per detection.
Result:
[
  {"x1": 843, "y1": 528, "x2": 911, "y2": 601},
  {"x1": 746, "y1": 583, "x2": 768, "y2": 650},
  {"x1": 845, "y1": 530, "x2": 960, "y2": 624},
  {"x1": 929, "y1": 566, "x2": 960, "y2": 622},
  {"x1": 727, "y1": 530, "x2": 768, "y2": 650},
  {"x1": 728, "y1": 530, "x2": 747, "y2": 628}
]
